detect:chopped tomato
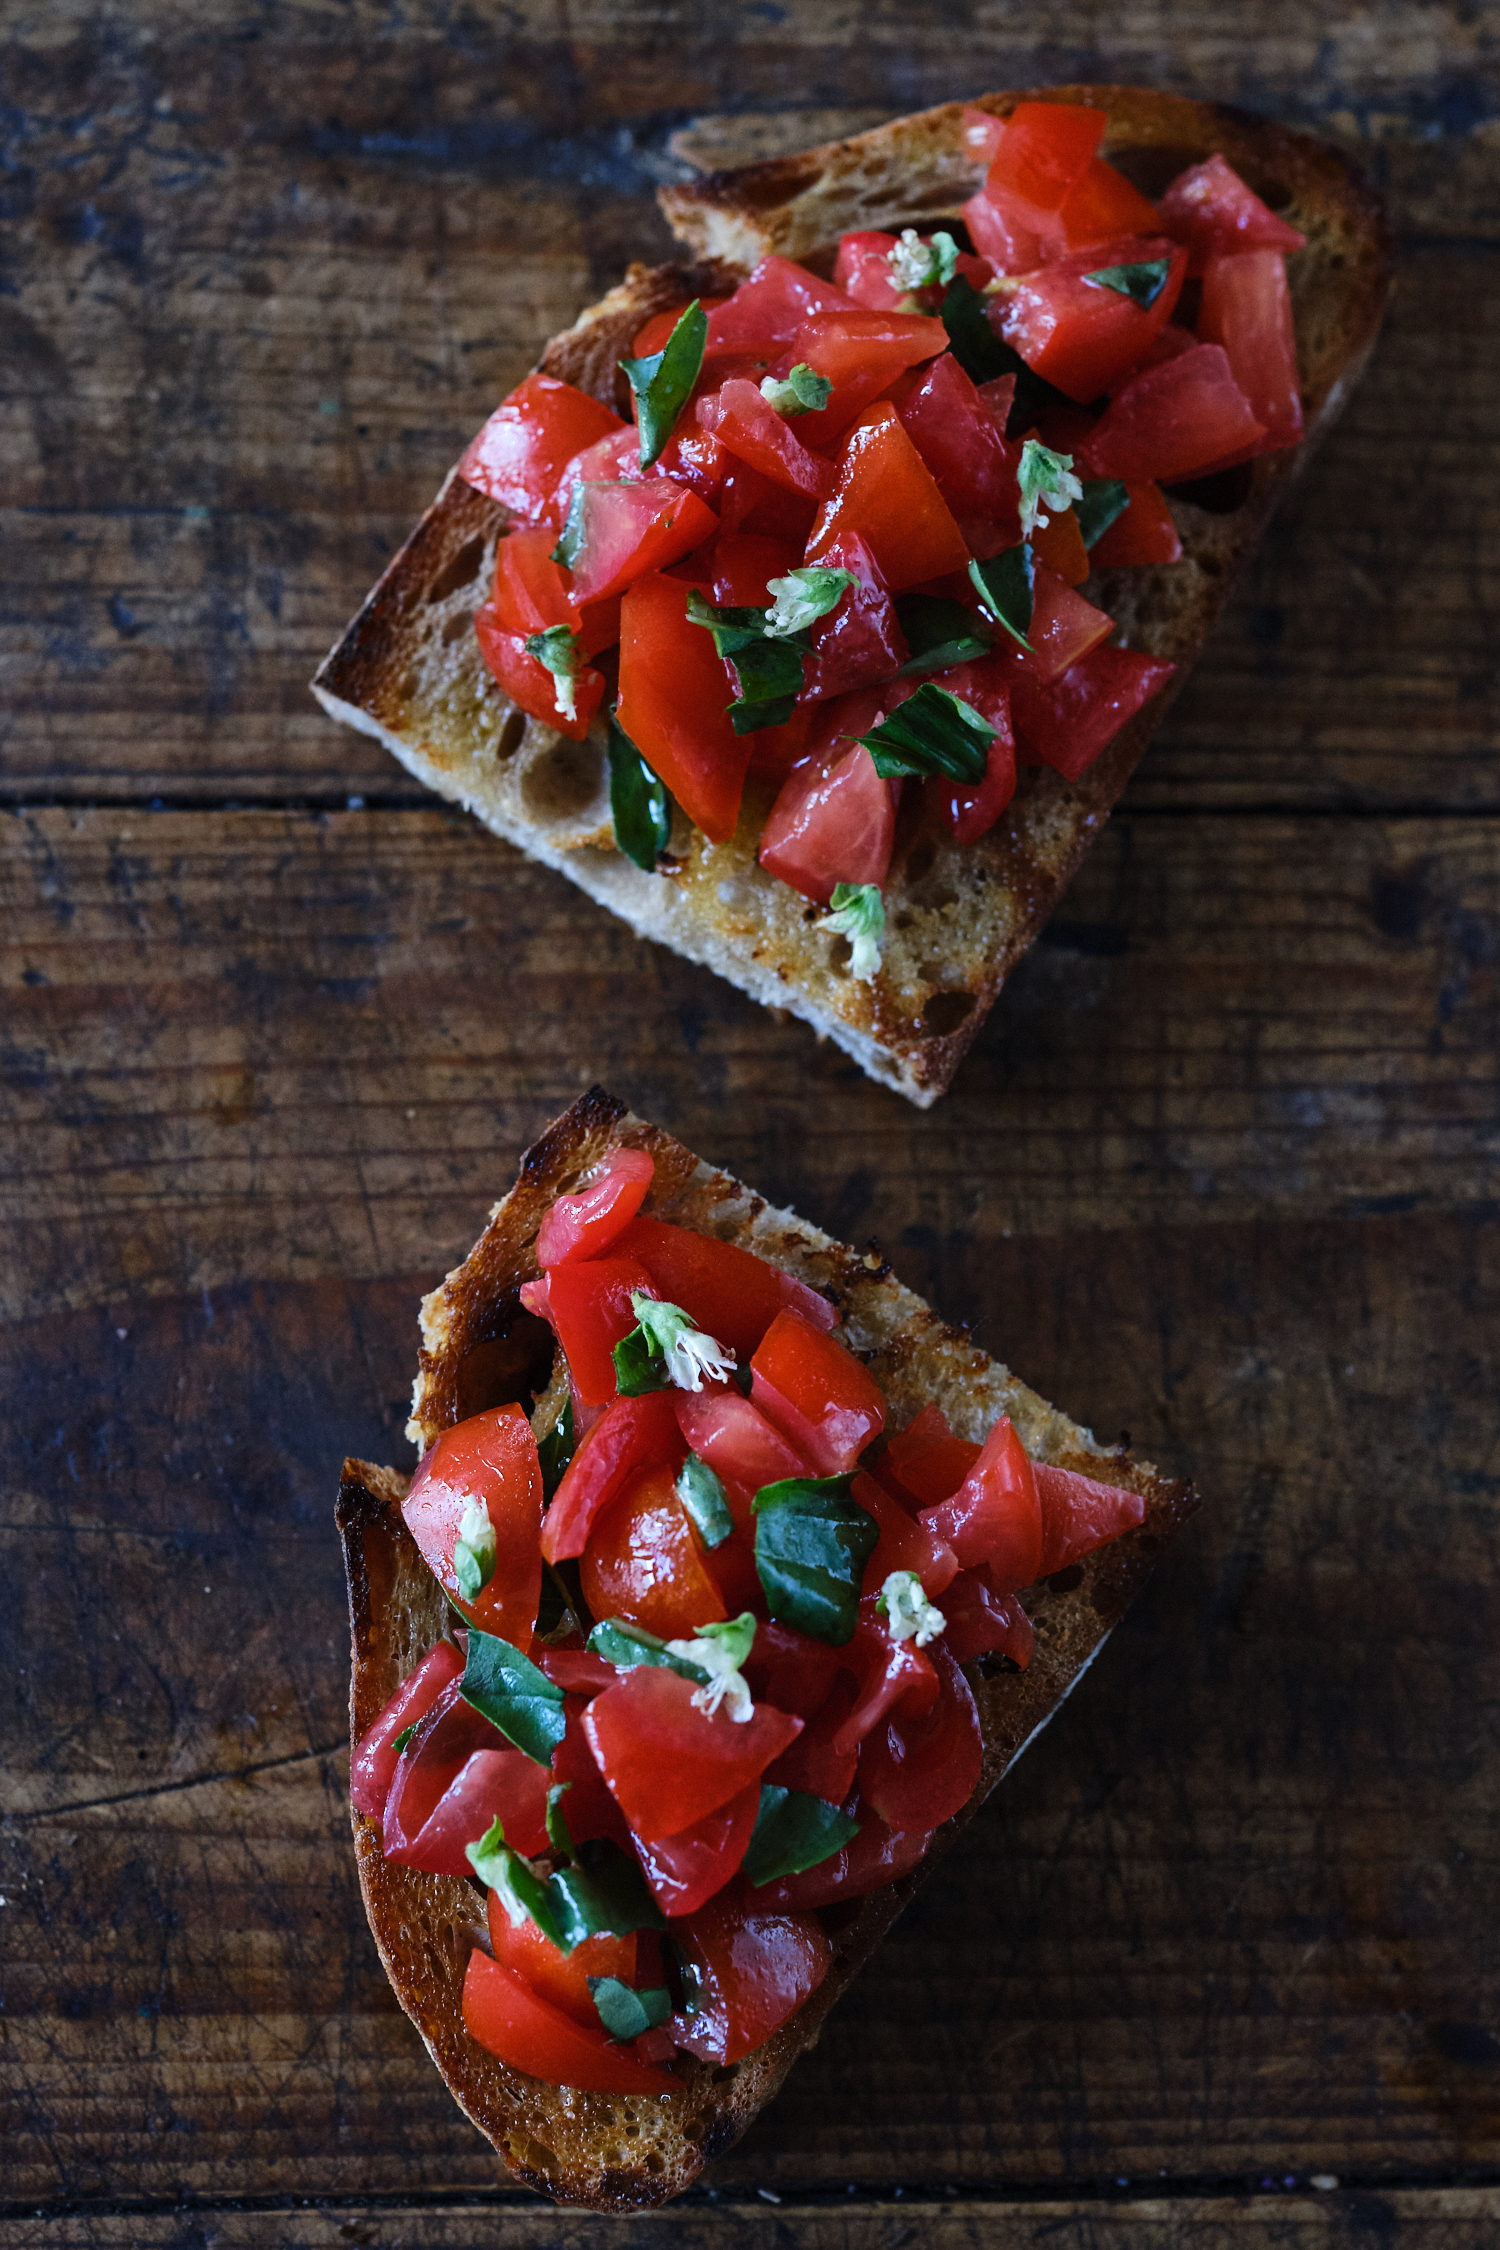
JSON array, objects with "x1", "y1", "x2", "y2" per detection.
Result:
[
  {"x1": 1009, "y1": 566, "x2": 1116, "y2": 687},
  {"x1": 630, "y1": 295, "x2": 732, "y2": 358},
  {"x1": 875, "y1": 1403, "x2": 982, "y2": 1509},
  {"x1": 750, "y1": 1308, "x2": 887, "y2": 1474},
  {"x1": 786, "y1": 308, "x2": 949, "y2": 448},
  {"x1": 1157, "y1": 152, "x2": 1306, "y2": 276},
  {"x1": 1030, "y1": 502, "x2": 1090, "y2": 585},
  {"x1": 798, "y1": 529, "x2": 908, "y2": 701},
  {"x1": 614, "y1": 1213, "x2": 837, "y2": 1359},
  {"x1": 563, "y1": 479, "x2": 720, "y2": 606},
  {"x1": 459, "y1": 373, "x2": 627, "y2": 523},
  {"x1": 941, "y1": 1567, "x2": 1036, "y2": 1666},
  {"x1": 806, "y1": 402, "x2": 971, "y2": 591},
  {"x1": 1087, "y1": 481, "x2": 1182, "y2": 567},
  {"x1": 580, "y1": 1459, "x2": 733, "y2": 1641},
  {"x1": 718, "y1": 459, "x2": 821, "y2": 547},
  {"x1": 542, "y1": 1390, "x2": 685, "y2": 1564},
  {"x1": 756, "y1": 1804, "x2": 932, "y2": 1910},
  {"x1": 463, "y1": 1948, "x2": 675, "y2": 2093},
  {"x1": 963, "y1": 100, "x2": 1107, "y2": 274},
  {"x1": 893, "y1": 352, "x2": 1020, "y2": 558},
  {"x1": 655, "y1": 426, "x2": 730, "y2": 504},
  {"x1": 487, "y1": 1887, "x2": 654, "y2": 2027},
  {"x1": 1011, "y1": 644, "x2": 1175, "y2": 780},
  {"x1": 928, "y1": 720, "x2": 1017, "y2": 846},
  {"x1": 616, "y1": 572, "x2": 753, "y2": 844},
  {"x1": 350, "y1": 1640, "x2": 463, "y2": 1819},
  {"x1": 705, "y1": 256, "x2": 859, "y2": 353},
  {"x1": 401, "y1": 1404, "x2": 544, "y2": 1645},
  {"x1": 536, "y1": 1146, "x2": 655, "y2": 1269},
  {"x1": 673, "y1": 1390, "x2": 812, "y2": 1515},
  {"x1": 583, "y1": 1666, "x2": 801, "y2": 1841},
  {"x1": 545, "y1": 1251, "x2": 656, "y2": 1406},
  {"x1": 532, "y1": 1643, "x2": 617, "y2": 1696},
  {"x1": 697, "y1": 379, "x2": 835, "y2": 500},
  {"x1": 472, "y1": 609, "x2": 606, "y2": 741},
  {"x1": 1078, "y1": 343, "x2": 1265, "y2": 485},
  {"x1": 991, "y1": 234, "x2": 1188, "y2": 404},
  {"x1": 1059, "y1": 157, "x2": 1163, "y2": 249},
  {"x1": 710, "y1": 530, "x2": 802, "y2": 606},
  {"x1": 668, "y1": 1883, "x2": 831, "y2": 2063},
  {"x1": 633, "y1": 1779, "x2": 760, "y2": 1915},
  {"x1": 830, "y1": 1607, "x2": 938, "y2": 1759},
  {"x1": 551, "y1": 424, "x2": 641, "y2": 519},
  {"x1": 490, "y1": 527, "x2": 621, "y2": 658},
  {"x1": 857, "y1": 1640, "x2": 982, "y2": 1832},
  {"x1": 762, "y1": 1672, "x2": 860, "y2": 1804},
  {"x1": 1035, "y1": 1460, "x2": 1147, "y2": 1572},
  {"x1": 758, "y1": 736, "x2": 899, "y2": 906},
  {"x1": 550, "y1": 1702, "x2": 632, "y2": 1847},
  {"x1": 834, "y1": 230, "x2": 911, "y2": 312},
  {"x1": 388, "y1": 1743, "x2": 552, "y2": 1874},
  {"x1": 919, "y1": 1413, "x2": 1043, "y2": 1588},
  {"x1": 1198, "y1": 249, "x2": 1303, "y2": 454},
  {"x1": 854, "y1": 1468, "x2": 959, "y2": 1596}
]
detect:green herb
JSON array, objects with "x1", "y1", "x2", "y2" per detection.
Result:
[
  {"x1": 452, "y1": 1493, "x2": 498, "y2": 1604},
  {"x1": 613, "y1": 1292, "x2": 736, "y2": 1394},
  {"x1": 822, "y1": 883, "x2": 885, "y2": 981},
  {"x1": 1083, "y1": 257, "x2": 1172, "y2": 309},
  {"x1": 857, "y1": 682, "x2": 994, "y2": 783},
  {"x1": 685, "y1": 589, "x2": 807, "y2": 735},
  {"x1": 1074, "y1": 477, "x2": 1130, "y2": 551},
  {"x1": 522, "y1": 623, "x2": 584, "y2": 725},
  {"x1": 968, "y1": 545, "x2": 1035, "y2": 652},
  {"x1": 619, "y1": 299, "x2": 708, "y2": 469},
  {"x1": 549, "y1": 482, "x2": 591, "y2": 570},
  {"x1": 536, "y1": 1394, "x2": 576, "y2": 1504},
  {"x1": 469, "y1": 1819, "x2": 570, "y2": 1946},
  {"x1": 589, "y1": 1976, "x2": 673, "y2": 2041},
  {"x1": 676, "y1": 1453, "x2": 734, "y2": 1549},
  {"x1": 742, "y1": 1784, "x2": 860, "y2": 1887},
  {"x1": 663, "y1": 1613, "x2": 757, "y2": 1721},
  {"x1": 587, "y1": 1616, "x2": 711, "y2": 1687},
  {"x1": 894, "y1": 593, "x2": 994, "y2": 676},
  {"x1": 549, "y1": 1838, "x2": 666, "y2": 1946},
  {"x1": 545, "y1": 1782, "x2": 575, "y2": 1861},
  {"x1": 460, "y1": 1627, "x2": 567, "y2": 1764},
  {"x1": 607, "y1": 712, "x2": 674, "y2": 872},
  {"x1": 759, "y1": 362, "x2": 832, "y2": 417},
  {"x1": 390, "y1": 1721, "x2": 418, "y2": 1757},
  {"x1": 938, "y1": 275, "x2": 1078, "y2": 432},
  {"x1": 465, "y1": 1815, "x2": 511, "y2": 1890},
  {"x1": 752, "y1": 1475, "x2": 881, "y2": 1646},
  {"x1": 612, "y1": 1322, "x2": 672, "y2": 1396},
  {"x1": 764, "y1": 567, "x2": 855, "y2": 638}
]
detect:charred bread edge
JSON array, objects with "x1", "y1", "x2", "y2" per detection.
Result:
[
  {"x1": 311, "y1": 87, "x2": 1391, "y2": 1109},
  {"x1": 338, "y1": 1088, "x2": 1198, "y2": 2209}
]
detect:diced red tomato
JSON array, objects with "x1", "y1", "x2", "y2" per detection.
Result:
[
  {"x1": 1035, "y1": 1460, "x2": 1147, "y2": 1572},
  {"x1": 893, "y1": 352, "x2": 1020, "y2": 558},
  {"x1": 459, "y1": 373, "x2": 627, "y2": 524},
  {"x1": 696, "y1": 379, "x2": 835, "y2": 500},
  {"x1": 762, "y1": 1673, "x2": 860, "y2": 1805},
  {"x1": 536, "y1": 1146, "x2": 655, "y2": 1269},
  {"x1": 551, "y1": 424, "x2": 641, "y2": 520},
  {"x1": 1138, "y1": 321, "x2": 1199, "y2": 369},
  {"x1": 1030, "y1": 502, "x2": 1091, "y2": 585},
  {"x1": 1058, "y1": 156, "x2": 1163, "y2": 249},
  {"x1": 991, "y1": 234, "x2": 1188, "y2": 404},
  {"x1": 786, "y1": 308, "x2": 949, "y2": 449},
  {"x1": 1087, "y1": 481, "x2": 1182, "y2": 567},
  {"x1": 831, "y1": 1608, "x2": 938, "y2": 1759},
  {"x1": 797, "y1": 529, "x2": 908, "y2": 701},
  {"x1": 960, "y1": 105, "x2": 1007, "y2": 165},
  {"x1": 1198, "y1": 248, "x2": 1303, "y2": 454},
  {"x1": 673, "y1": 1391, "x2": 811, "y2": 1519},
  {"x1": 806, "y1": 403, "x2": 971, "y2": 591},
  {"x1": 853, "y1": 1468, "x2": 959, "y2": 1597},
  {"x1": 718, "y1": 460, "x2": 821, "y2": 547},
  {"x1": 750, "y1": 1309, "x2": 888, "y2": 1475},
  {"x1": 532, "y1": 1643, "x2": 617, "y2": 1697},
  {"x1": 616, "y1": 572, "x2": 753, "y2": 844},
  {"x1": 756, "y1": 1804, "x2": 932, "y2": 1910},
  {"x1": 654, "y1": 426, "x2": 731, "y2": 505},
  {"x1": 388, "y1": 1743, "x2": 552, "y2": 1874},
  {"x1": 857, "y1": 1640, "x2": 982, "y2": 1832},
  {"x1": 550, "y1": 1702, "x2": 632, "y2": 1847},
  {"x1": 1078, "y1": 343, "x2": 1265, "y2": 485},
  {"x1": 1011, "y1": 644, "x2": 1175, "y2": 781},
  {"x1": 705, "y1": 256, "x2": 859, "y2": 353},
  {"x1": 920, "y1": 1413, "x2": 1044, "y2": 1588},
  {"x1": 490, "y1": 526, "x2": 621, "y2": 658},
  {"x1": 381, "y1": 1682, "x2": 522, "y2": 1858},
  {"x1": 402, "y1": 1405, "x2": 544, "y2": 1645},
  {"x1": 613, "y1": 1213, "x2": 837, "y2": 1360},
  {"x1": 875, "y1": 1403, "x2": 982, "y2": 1509},
  {"x1": 758, "y1": 737, "x2": 899, "y2": 906},
  {"x1": 941, "y1": 1567, "x2": 1036, "y2": 1666},
  {"x1": 710, "y1": 530, "x2": 802, "y2": 606},
  {"x1": 668, "y1": 1882, "x2": 831, "y2": 2063},
  {"x1": 1007, "y1": 565, "x2": 1115, "y2": 688},
  {"x1": 487, "y1": 1887, "x2": 654, "y2": 2028},
  {"x1": 580, "y1": 1459, "x2": 733, "y2": 1641},
  {"x1": 629, "y1": 295, "x2": 732, "y2": 359},
  {"x1": 963, "y1": 101, "x2": 1107, "y2": 274},
  {"x1": 1157, "y1": 152, "x2": 1306, "y2": 276},
  {"x1": 544, "y1": 1251, "x2": 656, "y2": 1407},
  {"x1": 633, "y1": 1779, "x2": 760, "y2": 1915},
  {"x1": 472, "y1": 609, "x2": 607, "y2": 741},
  {"x1": 834, "y1": 230, "x2": 910, "y2": 312},
  {"x1": 928, "y1": 712, "x2": 1016, "y2": 845},
  {"x1": 542, "y1": 1390, "x2": 685, "y2": 1564},
  {"x1": 350, "y1": 1640, "x2": 464, "y2": 1819},
  {"x1": 743, "y1": 1617, "x2": 843, "y2": 1717},
  {"x1": 463, "y1": 1948, "x2": 675, "y2": 2093},
  {"x1": 563, "y1": 479, "x2": 720, "y2": 606},
  {"x1": 583, "y1": 1666, "x2": 801, "y2": 1841},
  {"x1": 963, "y1": 182, "x2": 1061, "y2": 278}
]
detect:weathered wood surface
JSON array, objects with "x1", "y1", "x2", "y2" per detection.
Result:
[{"x1": 3, "y1": 0, "x2": 1499, "y2": 2239}]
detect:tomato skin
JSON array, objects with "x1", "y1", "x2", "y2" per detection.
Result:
[
  {"x1": 472, "y1": 609, "x2": 607, "y2": 741},
  {"x1": 633, "y1": 1779, "x2": 761, "y2": 1915},
  {"x1": 402, "y1": 1405, "x2": 544, "y2": 1646},
  {"x1": 834, "y1": 230, "x2": 909, "y2": 311},
  {"x1": 941, "y1": 1568, "x2": 1035, "y2": 1666},
  {"x1": 830, "y1": 1606, "x2": 938, "y2": 1759},
  {"x1": 350, "y1": 1639, "x2": 464, "y2": 1819},
  {"x1": 1087, "y1": 481, "x2": 1182, "y2": 567},
  {"x1": 758, "y1": 736, "x2": 898, "y2": 906},
  {"x1": 807, "y1": 403, "x2": 971, "y2": 592},
  {"x1": 919, "y1": 1414, "x2": 1044, "y2": 1589},
  {"x1": 459, "y1": 373, "x2": 628, "y2": 523},
  {"x1": 565, "y1": 478, "x2": 720, "y2": 605},
  {"x1": 535, "y1": 1148, "x2": 654, "y2": 1270},
  {"x1": 629, "y1": 294, "x2": 733, "y2": 358},
  {"x1": 992, "y1": 234, "x2": 1188, "y2": 404},
  {"x1": 1058, "y1": 156, "x2": 1163, "y2": 249},
  {"x1": 580, "y1": 1459, "x2": 733, "y2": 1641},
  {"x1": 786, "y1": 308, "x2": 949, "y2": 449},
  {"x1": 463, "y1": 1948, "x2": 675, "y2": 2093},
  {"x1": 490, "y1": 526, "x2": 622, "y2": 658},
  {"x1": 1030, "y1": 502, "x2": 1091, "y2": 586},
  {"x1": 614, "y1": 1213, "x2": 838, "y2": 1360},
  {"x1": 697, "y1": 379, "x2": 836, "y2": 500},
  {"x1": 544, "y1": 1252, "x2": 656, "y2": 1407},
  {"x1": 667, "y1": 1882, "x2": 831, "y2": 2063},
  {"x1": 673, "y1": 1390, "x2": 812, "y2": 1516},
  {"x1": 550, "y1": 1702, "x2": 632, "y2": 1847},
  {"x1": 616, "y1": 572, "x2": 753, "y2": 844},
  {"x1": 797, "y1": 529, "x2": 909, "y2": 702},
  {"x1": 762, "y1": 1673, "x2": 860, "y2": 1804},
  {"x1": 542, "y1": 1390, "x2": 685, "y2": 1564},
  {"x1": 709, "y1": 530, "x2": 802, "y2": 606},
  {"x1": 1078, "y1": 343, "x2": 1265, "y2": 485},
  {"x1": 1035, "y1": 1460, "x2": 1146, "y2": 1572},
  {"x1": 1008, "y1": 565, "x2": 1116, "y2": 688},
  {"x1": 857, "y1": 1640, "x2": 982, "y2": 1833},
  {"x1": 487, "y1": 1888, "x2": 651, "y2": 2027},
  {"x1": 655, "y1": 426, "x2": 730, "y2": 504},
  {"x1": 853, "y1": 1469, "x2": 959, "y2": 1597},
  {"x1": 1011, "y1": 645, "x2": 1175, "y2": 781},
  {"x1": 389, "y1": 1743, "x2": 552, "y2": 1873},
  {"x1": 1157, "y1": 152, "x2": 1306, "y2": 276},
  {"x1": 892, "y1": 352, "x2": 1020, "y2": 559},
  {"x1": 875, "y1": 1404, "x2": 982, "y2": 1509},
  {"x1": 756, "y1": 1804, "x2": 932, "y2": 1910},
  {"x1": 1197, "y1": 248, "x2": 1303, "y2": 454},
  {"x1": 551, "y1": 424, "x2": 642, "y2": 522},
  {"x1": 583, "y1": 1666, "x2": 802, "y2": 1841},
  {"x1": 705, "y1": 256, "x2": 859, "y2": 353},
  {"x1": 749, "y1": 1309, "x2": 888, "y2": 1475}
]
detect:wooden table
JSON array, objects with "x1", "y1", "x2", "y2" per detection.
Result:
[{"x1": 3, "y1": 4, "x2": 1497, "y2": 2243}]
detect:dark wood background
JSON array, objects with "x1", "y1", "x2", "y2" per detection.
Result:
[{"x1": 3, "y1": 3, "x2": 1498, "y2": 2243}]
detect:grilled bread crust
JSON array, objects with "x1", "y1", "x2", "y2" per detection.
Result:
[
  {"x1": 338, "y1": 1088, "x2": 1199, "y2": 2208},
  {"x1": 312, "y1": 87, "x2": 1391, "y2": 1106}
]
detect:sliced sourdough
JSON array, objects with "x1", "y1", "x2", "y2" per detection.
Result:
[
  {"x1": 311, "y1": 87, "x2": 1390, "y2": 1106},
  {"x1": 337, "y1": 1087, "x2": 1198, "y2": 2208}
]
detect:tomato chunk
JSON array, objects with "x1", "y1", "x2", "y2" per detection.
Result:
[
  {"x1": 542, "y1": 1390, "x2": 685, "y2": 1564},
  {"x1": 1078, "y1": 343, "x2": 1265, "y2": 485},
  {"x1": 758, "y1": 735, "x2": 899, "y2": 906},
  {"x1": 705, "y1": 256, "x2": 858, "y2": 353},
  {"x1": 831, "y1": 1607, "x2": 938, "y2": 1759},
  {"x1": 459, "y1": 373, "x2": 627, "y2": 523},
  {"x1": 673, "y1": 1390, "x2": 811, "y2": 1514},
  {"x1": 1157, "y1": 152, "x2": 1306, "y2": 276},
  {"x1": 697, "y1": 378, "x2": 836, "y2": 500},
  {"x1": 550, "y1": 1702, "x2": 631, "y2": 1848},
  {"x1": 919, "y1": 1413, "x2": 1044, "y2": 1588},
  {"x1": 833, "y1": 230, "x2": 909, "y2": 312},
  {"x1": 893, "y1": 352, "x2": 1020, "y2": 558},
  {"x1": 629, "y1": 294, "x2": 732, "y2": 358},
  {"x1": 750, "y1": 1309, "x2": 887, "y2": 1474},
  {"x1": 1087, "y1": 481, "x2": 1182, "y2": 567},
  {"x1": 915, "y1": 656, "x2": 1016, "y2": 844},
  {"x1": 463, "y1": 1948, "x2": 675, "y2": 2092},
  {"x1": 756, "y1": 1805, "x2": 932, "y2": 1909},
  {"x1": 1034, "y1": 1460, "x2": 1147, "y2": 1573},
  {"x1": 962, "y1": 101, "x2": 1107, "y2": 274},
  {"x1": 632, "y1": 1779, "x2": 761, "y2": 1916},
  {"x1": 472, "y1": 609, "x2": 607, "y2": 741},
  {"x1": 616, "y1": 572, "x2": 753, "y2": 844},
  {"x1": 875, "y1": 1402, "x2": 981, "y2": 1509},
  {"x1": 490, "y1": 526, "x2": 622, "y2": 658},
  {"x1": 1011, "y1": 644, "x2": 1175, "y2": 780},
  {"x1": 1030, "y1": 502, "x2": 1091, "y2": 586},
  {"x1": 806, "y1": 403, "x2": 971, "y2": 591},
  {"x1": 564, "y1": 479, "x2": 719, "y2": 606},
  {"x1": 762, "y1": 1673, "x2": 860, "y2": 1805},
  {"x1": 1009, "y1": 565, "x2": 1116, "y2": 688},
  {"x1": 583, "y1": 1666, "x2": 802, "y2": 1841},
  {"x1": 487, "y1": 1888, "x2": 653, "y2": 2027},
  {"x1": 1197, "y1": 248, "x2": 1303, "y2": 455},
  {"x1": 390, "y1": 1744, "x2": 552, "y2": 1874},
  {"x1": 545, "y1": 1251, "x2": 656, "y2": 1406},
  {"x1": 857, "y1": 1640, "x2": 982, "y2": 1832},
  {"x1": 992, "y1": 234, "x2": 1188, "y2": 404},
  {"x1": 350, "y1": 1640, "x2": 464, "y2": 1819},
  {"x1": 668, "y1": 1883, "x2": 831, "y2": 2063},
  {"x1": 580, "y1": 1459, "x2": 733, "y2": 1641},
  {"x1": 1058, "y1": 156, "x2": 1163, "y2": 249},
  {"x1": 941, "y1": 1568, "x2": 1035, "y2": 1667},
  {"x1": 536, "y1": 1147, "x2": 655, "y2": 1269},
  {"x1": 796, "y1": 529, "x2": 908, "y2": 702},
  {"x1": 382, "y1": 1683, "x2": 523, "y2": 1859},
  {"x1": 709, "y1": 530, "x2": 802, "y2": 606},
  {"x1": 402, "y1": 1405, "x2": 543, "y2": 1645},
  {"x1": 614, "y1": 1214, "x2": 837, "y2": 1360},
  {"x1": 785, "y1": 308, "x2": 949, "y2": 450},
  {"x1": 854, "y1": 1469, "x2": 958, "y2": 1597}
]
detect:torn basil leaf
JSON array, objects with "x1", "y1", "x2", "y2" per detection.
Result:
[
  {"x1": 895, "y1": 592, "x2": 994, "y2": 676},
  {"x1": 536, "y1": 1393, "x2": 576, "y2": 1505},
  {"x1": 676, "y1": 1453, "x2": 734, "y2": 1550},
  {"x1": 607, "y1": 712, "x2": 674, "y2": 873},
  {"x1": 589, "y1": 1976, "x2": 673, "y2": 2041},
  {"x1": 938, "y1": 275, "x2": 1078, "y2": 433},
  {"x1": 522, "y1": 623, "x2": 584, "y2": 724},
  {"x1": 550, "y1": 1838, "x2": 666, "y2": 1944},
  {"x1": 460, "y1": 1627, "x2": 567, "y2": 1764},
  {"x1": 857, "y1": 681, "x2": 994, "y2": 783},
  {"x1": 752, "y1": 1475, "x2": 880, "y2": 1646},
  {"x1": 1083, "y1": 257, "x2": 1172, "y2": 309},
  {"x1": 1074, "y1": 477, "x2": 1130, "y2": 551},
  {"x1": 587, "y1": 1616, "x2": 711, "y2": 1688},
  {"x1": 685, "y1": 589, "x2": 808, "y2": 734},
  {"x1": 760, "y1": 361, "x2": 832, "y2": 417},
  {"x1": 390, "y1": 1721, "x2": 418, "y2": 1757},
  {"x1": 612, "y1": 1321, "x2": 670, "y2": 1396},
  {"x1": 743, "y1": 1784, "x2": 860, "y2": 1887},
  {"x1": 549, "y1": 482, "x2": 590, "y2": 570},
  {"x1": 968, "y1": 544, "x2": 1035, "y2": 651},
  {"x1": 619, "y1": 299, "x2": 708, "y2": 469},
  {"x1": 545, "y1": 1782, "x2": 575, "y2": 1861}
]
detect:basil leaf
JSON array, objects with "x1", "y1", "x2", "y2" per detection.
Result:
[
  {"x1": 938, "y1": 275, "x2": 1078, "y2": 434},
  {"x1": 894, "y1": 593, "x2": 994, "y2": 676},
  {"x1": 487, "y1": 1835, "x2": 571, "y2": 1950},
  {"x1": 612, "y1": 1321, "x2": 670, "y2": 1396},
  {"x1": 550, "y1": 1838, "x2": 666, "y2": 1943},
  {"x1": 589, "y1": 1976, "x2": 674, "y2": 2041},
  {"x1": 857, "y1": 681, "x2": 994, "y2": 783},
  {"x1": 742, "y1": 1784, "x2": 860, "y2": 1887},
  {"x1": 1074, "y1": 477, "x2": 1130, "y2": 552},
  {"x1": 536, "y1": 1394, "x2": 575, "y2": 1504},
  {"x1": 619, "y1": 299, "x2": 708, "y2": 469},
  {"x1": 523, "y1": 622, "x2": 581, "y2": 688},
  {"x1": 390, "y1": 1721, "x2": 418, "y2": 1757},
  {"x1": 607, "y1": 712, "x2": 674, "y2": 873},
  {"x1": 452, "y1": 1538, "x2": 487, "y2": 1603},
  {"x1": 676, "y1": 1453, "x2": 734, "y2": 1549},
  {"x1": 685, "y1": 591, "x2": 809, "y2": 734},
  {"x1": 460, "y1": 1627, "x2": 567, "y2": 1764},
  {"x1": 546, "y1": 1781, "x2": 575, "y2": 1861},
  {"x1": 549, "y1": 482, "x2": 590, "y2": 570},
  {"x1": 1083, "y1": 257, "x2": 1172, "y2": 309},
  {"x1": 752, "y1": 1475, "x2": 881, "y2": 1646},
  {"x1": 587, "y1": 1615, "x2": 711, "y2": 1688},
  {"x1": 968, "y1": 545, "x2": 1035, "y2": 652}
]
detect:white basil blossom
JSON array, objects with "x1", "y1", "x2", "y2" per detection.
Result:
[
  {"x1": 665, "y1": 1613, "x2": 757, "y2": 1723},
  {"x1": 758, "y1": 361, "x2": 832, "y2": 418},
  {"x1": 822, "y1": 881, "x2": 885, "y2": 980},
  {"x1": 877, "y1": 1569, "x2": 946, "y2": 1648},
  {"x1": 522, "y1": 623, "x2": 583, "y2": 723},
  {"x1": 629, "y1": 1292, "x2": 735, "y2": 1392},
  {"x1": 887, "y1": 227, "x2": 961, "y2": 293},
  {"x1": 763, "y1": 566, "x2": 856, "y2": 638},
  {"x1": 453, "y1": 1493, "x2": 498, "y2": 1595},
  {"x1": 1017, "y1": 438, "x2": 1084, "y2": 538}
]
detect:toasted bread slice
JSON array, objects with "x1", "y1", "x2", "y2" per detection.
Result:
[
  {"x1": 312, "y1": 87, "x2": 1390, "y2": 1107},
  {"x1": 337, "y1": 1088, "x2": 1198, "y2": 2207}
]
